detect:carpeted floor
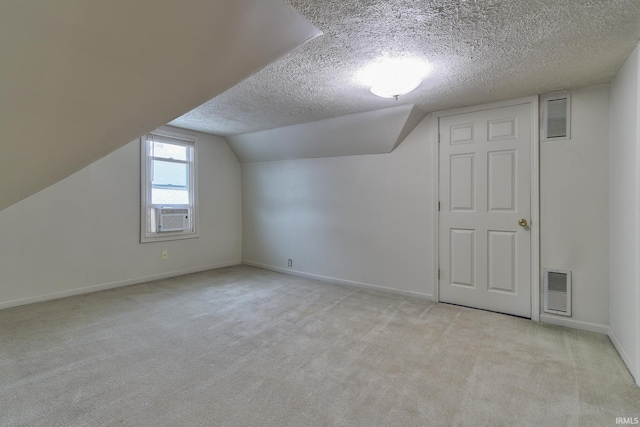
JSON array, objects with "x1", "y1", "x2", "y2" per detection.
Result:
[{"x1": 1, "y1": 265, "x2": 638, "y2": 426}]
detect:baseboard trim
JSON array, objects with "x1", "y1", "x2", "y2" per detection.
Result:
[
  {"x1": 242, "y1": 260, "x2": 434, "y2": 301},
  {"x1": 539, "y1": 313, "x2": 609, "y2": 335},
  {"x1": 0, "y1": 260, "x2": 241, "y2": 310},
  {"x1": 608, "y1": 328, "x2": 639, "y2": 386}
]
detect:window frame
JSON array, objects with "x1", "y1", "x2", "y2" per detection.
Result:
[{"x1": 140, "y1": 128, "x2": 199, "y2": 243}]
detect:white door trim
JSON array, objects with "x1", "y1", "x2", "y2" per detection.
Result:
[{"x1": 432, "y1": 96, "x2": 540, "y2": 321}]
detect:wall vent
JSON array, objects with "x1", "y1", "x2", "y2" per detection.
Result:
[
  {"x1": 543, "y1": 268, "x2": 571, "y2": 316},
  {"x1": 542, "y1": 94, "x2": 571, "y2": 141}
]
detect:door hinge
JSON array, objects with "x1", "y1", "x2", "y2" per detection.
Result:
[
  {"x1": 438, "y1": 201, "x2": 441, "y2": 211},
  {"x1": 438, "y1": 133, "x2": 441, "y2": 143},
  {"x1": 438, "y1": 269, "x2": 441, "y2": 280}
]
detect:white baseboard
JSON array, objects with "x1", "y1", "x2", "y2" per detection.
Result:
[
  {"x1": 608, "y1": 328, "x2": 639, "y2": 386},
  {"x1": 529, "y1": 316, "x2": 640, "y2": 387},
  {"x1": 242, "y1": 260, "x2": 434, "y2": 301},
  {"x1": 0, "y1": 260, "x2": 241, "y2": 310},
  {"x1": 539, "y1": 313, "x2": 610, "y2": 335}
]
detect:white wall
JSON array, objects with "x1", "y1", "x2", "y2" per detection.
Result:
[
  {"x1": 242, "y1": 88, "x2": 613, "y2": 331},
  {"x1": 610, "y1": 44, "x2": 640, "y2": 385},
  {"x1": 242, "y1": 118, "x2": 436, "y2": 298},
  {"x1": 0, "y1": 126, "x2": 242, "y2": 308},
  {"x1": 540, "y1": 85, "x2": 611, "y2": 332}
]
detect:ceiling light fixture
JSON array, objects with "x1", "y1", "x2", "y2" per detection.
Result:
[{"x1": 357, "y1": 57, "x2": 431, "y2": 99}]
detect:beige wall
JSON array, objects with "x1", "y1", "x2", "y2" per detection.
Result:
[{"x1": 0, "y1": 127, "x2": 242, "y2": 308}]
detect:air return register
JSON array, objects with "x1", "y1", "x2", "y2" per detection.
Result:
[
  {"x1": 543, "y1": 268, "x2": 571, "y2": 316},
  {"x1": 542, "y1": 94, "x2": 571, "y2": 141}
]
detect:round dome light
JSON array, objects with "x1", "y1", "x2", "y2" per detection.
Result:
[{"x1": 357, "y1": 57, "x2": 430, "y2": 99}]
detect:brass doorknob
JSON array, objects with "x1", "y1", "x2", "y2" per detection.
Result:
[{"x1": 518, "y1": 218, "x2": 528, "y2": 227}]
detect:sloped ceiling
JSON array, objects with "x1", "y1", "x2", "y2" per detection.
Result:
[
  {"x1": 170, "y1": 0, "x2": 640, "y2": 136},
  {"x1": 226, "y1": 105, "x2": 425, "y2": 162},
  {"x1": 0, "y1": 0, "x2": 320, "y2": 211}
]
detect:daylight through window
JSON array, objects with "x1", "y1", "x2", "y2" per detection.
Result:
[{"x1": 141, "y1": 130, "x2": 198, "y2": 242}]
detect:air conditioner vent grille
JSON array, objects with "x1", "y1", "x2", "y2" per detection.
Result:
[
  {"x1": 546, "y1": 98, "x2": 568, "y2": 138},
  {"x1": 543, "y1": 268, "x2": 571, "y2": 316},
  {"x1": 547, "y1": 291, "x2": 568, "y2": 312},
  {"x1": 157, "y1": 208, "x2": 190, "y2": 232},
  {"x1": 547, "y1": 271, "x2": 568, "y2": 293},
  {"x1": 543, "y1": 94, "x2": 571, "y2": 141}
]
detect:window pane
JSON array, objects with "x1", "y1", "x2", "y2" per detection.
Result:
[
  {"x1": 150, "y1": 141, "x2": 188, "y2": 161},
  {"x1": 152, "y1": 160, "x2": 188, "y2": 188},
  {"x1": 151, "y1": 188, "x2": 189, "y2": 205},
  {"x1": 151, "y1": 160, "x2": 190, "y2": 205}
]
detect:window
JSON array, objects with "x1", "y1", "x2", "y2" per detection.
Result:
[{"x1": 140, "y1": 129, "x2": 198, "y2": 242}]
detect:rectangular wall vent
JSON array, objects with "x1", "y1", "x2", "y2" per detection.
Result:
[
  {"x1": 542, "y1": 94, "x2": 571, "y2": 141},
  {"x1": 157, "y1": 208, "x2": 190, "y2": 232},
  {"x1": 543, "y1": 268, "x2": 571, "y2": 316}
]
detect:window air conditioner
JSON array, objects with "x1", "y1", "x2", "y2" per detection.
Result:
[{"x1": 157, "y1": 208, "x2": 190, "y2": 232}]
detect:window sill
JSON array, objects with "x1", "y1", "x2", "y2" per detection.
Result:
[{"x1": 140, "y1": 231, "x2": 199, "y2": 244}]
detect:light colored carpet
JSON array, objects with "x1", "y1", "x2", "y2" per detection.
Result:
[{"x1": 1, "y1": 265, "x2": 638, "y2": 426}]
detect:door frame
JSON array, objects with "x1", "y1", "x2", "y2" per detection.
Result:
[{"x1": 432, "y1": 96, "x2": 540, "y2": 321}]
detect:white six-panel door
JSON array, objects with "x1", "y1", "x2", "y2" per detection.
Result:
[{"x1": 439, "y1": 103, "x2": 531, "y2": 318}]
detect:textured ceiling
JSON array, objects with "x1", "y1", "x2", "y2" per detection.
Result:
[{"x1": 170, "y1": 0, "x2": 640, "y2": 136}]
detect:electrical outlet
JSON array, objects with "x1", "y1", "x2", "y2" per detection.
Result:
[
  {"x1": 288, "y1": 259, "x2": 292, "y2": 267},
  {"x1": 162, "y1": 250, "x2": 168, "y2": 260}
]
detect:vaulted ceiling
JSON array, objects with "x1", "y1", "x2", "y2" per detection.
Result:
[
  {"x1": 170, "y1": 0, "x2": 640, "y2": 136},
  {"x1": 2, "y1": 0, "x2": 640, "y2": 211},
  {"x1": 0, "y1": 0, "x2": 319, "y2": 211}
]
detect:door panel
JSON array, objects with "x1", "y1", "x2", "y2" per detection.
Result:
[
  {"x1": 439, "y1": 103, "x2": 531, "y2": 318},
  {"x1": 488, "y1": 151, "x2": 516, "y2": 212},
  {"x1": 487, "y1": 231, "x2": 516, "y2": 293},
  {"x1": 450, "y1": 229, "x2": 475, "y2": 288},
  {"x1": 450, "y1": 154, "x2": 475, "y2": 211},
  {"x1": 451, "y1": 123, "x2": 475, "y2": 144}
]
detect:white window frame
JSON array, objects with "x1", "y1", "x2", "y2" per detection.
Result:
[{"x1": 140, "y1": 128, "x2": 199, "y2": 243}]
